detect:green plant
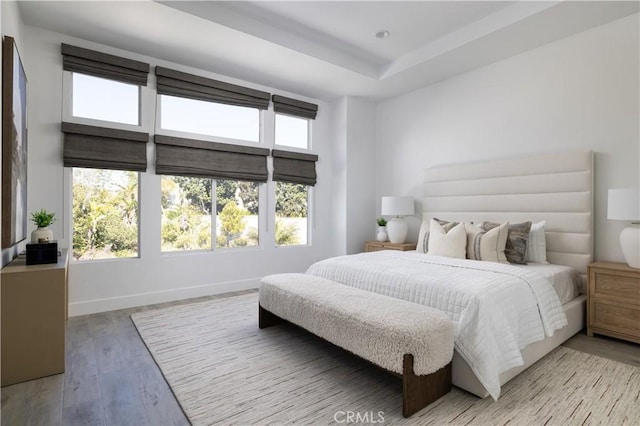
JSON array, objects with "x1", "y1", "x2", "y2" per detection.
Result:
[
  {"x1": 218, "y1": 201, "x2": 247, "y2": 247},
  {"x1": 31, "y1": 209, "x2": 56, "y2": 228},
  {"x1": 275, "y1": 219, "x2": 300, "y2": 246},
  {"x1": 376, "y1": 217, "x2": 387, "y2": 227}
]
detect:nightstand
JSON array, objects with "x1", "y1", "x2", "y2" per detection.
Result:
[
  {"x1": 587, "y1": 261, "x2": 640, "y2": 344},
  {"x1": 365, "y1": 240, "x2": 417, "y2": 252}
]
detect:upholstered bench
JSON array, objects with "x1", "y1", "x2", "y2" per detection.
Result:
[{"x1": 258, "y1": 273, "x2": 455, "y2": 417}]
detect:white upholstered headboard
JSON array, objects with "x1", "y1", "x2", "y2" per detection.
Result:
[{"x1": 423, "y1": 150, "x2": 593, "y2": 290}]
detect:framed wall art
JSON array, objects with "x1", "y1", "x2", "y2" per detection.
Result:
[{"x1": 2, "y1": 35, "x2": 28, "y2": 248}]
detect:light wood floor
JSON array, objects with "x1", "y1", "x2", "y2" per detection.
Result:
[{"x1": 2, "y1": 290, "x2": 638, "y2": 426}]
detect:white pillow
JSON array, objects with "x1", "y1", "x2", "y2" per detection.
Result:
[
  {"x1": 526, "y1": 221, "x2": 548, "y2": 264},
  {"x1": 427, "y1": 219, "x2": 466, "y2": 259},
  {"x1": 466, "y1": 222, "x2": 509, "y2": 263},
  {"x1": 416, "y1": 218, "x2": 458, "y2": 253},
  {"x1": 416, "y1": 219, "x2": 430, "y2": 253}
]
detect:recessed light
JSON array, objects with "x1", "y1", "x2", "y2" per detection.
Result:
[{"x1": 375, "y1": 30, "x2": 390, "y2": 39}]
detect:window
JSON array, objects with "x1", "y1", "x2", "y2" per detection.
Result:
[
  {"x1": 160, "y1": 177, "x2": 260, "y2": 251},
  {"x1": 216, "y1": 180, "x2": 259, "y2": 248},
  {"x1": 160, "y1": 95, "x2": 259, "y2": 142},
  {"x1": 161, "y1": 176, "x2": 212, "y2": 252},
  {"x1": 275, "y1": 182, "x2": 308, "y2": 246},
  {"x1": 72, "y1": 73, "x2": 140, "y2": 125},
  {"x1": 72, "y1": 168, "x2": 139, "y2": 260},
  {"x1": 275, "y1": 113, "x2": 309, "y2": 149}
]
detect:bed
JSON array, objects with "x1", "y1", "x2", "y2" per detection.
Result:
[{"x1": 308, "y1": 149, "x2": 593, "y2": 399}]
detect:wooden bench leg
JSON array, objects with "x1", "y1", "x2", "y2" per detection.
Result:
[
  {"x1": 258, "y1": 305, "x2": 284, "y2": 329},
  {"x1": 402, "y1": 354, "x2": 452, "y2": 418}
]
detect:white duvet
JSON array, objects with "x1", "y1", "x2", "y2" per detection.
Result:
[{"x1": 306, "y1": 251, "x2": 568, "y2": 400}]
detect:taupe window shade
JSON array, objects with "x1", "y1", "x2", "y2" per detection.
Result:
[
  {"x1": 272, "y1": 95, "x2": 318, "y2": 120},
  {"x1": 155, "y1": 135, "x2": 269, "y2": 182},
  {"x1": 61, "y1": 44, "x2": 150, "y2": 86},
  {"x1": 156, "y1": 66, "x2": 271, "y2": 110},
  {"x1": 272, "y1": 150, "x2": 318, "y2": 186},
  {"x1": 62, "y1": 122, "x2": 148, "y2": 172}
]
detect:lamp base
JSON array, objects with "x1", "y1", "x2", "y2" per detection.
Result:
[
  {"x1": 387, "y1": 217, "x2": 408, "y2": 244},
  {"x1": 620, "y1": 223, "x2": 640, "y2": 269}
]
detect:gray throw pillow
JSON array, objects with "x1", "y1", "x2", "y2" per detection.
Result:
[{"x1": 481, "y1": 221, "x2": 532, "y2": 264}]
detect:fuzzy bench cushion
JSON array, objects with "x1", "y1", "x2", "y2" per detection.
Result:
[{"x1": 259, "y1": 273, "x2": 454, "y2": 376}]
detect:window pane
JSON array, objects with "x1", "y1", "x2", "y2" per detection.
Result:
[
  {"x1": 216, "y1": 180, "x2": 259, "y2": 248},
  {"x1": 275, "y1": 182, "x2": 308, "y2": 246},
  {"x1": 72, "y1": 169, "x2": 138, "y2": 260},
  {"x1": 275, "y1": 114, "x2": 309, "y2": 149},
  {"x1": 161, "y1": 176, "x2": 212, "y2": 252},
  {"x1": 72, "y1": 73, "x2": 139, "y2": 125},
  {"x1": 160, "y1": 95, "x2": 259, "y2": 142}
]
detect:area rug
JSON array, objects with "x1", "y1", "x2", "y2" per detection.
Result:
[{"x1": 131, "y1": 293, "x2": 639, "y2": 425}]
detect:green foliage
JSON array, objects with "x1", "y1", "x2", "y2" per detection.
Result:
[
  {"x1": 72, "y1": 170, "x2": 138, "y2": 260},
  {"x1": 275, "y1": 219, "x2": 300, "y2": 246},
  {"x1": 161, "y1": 175, "x2": 212, "y2": 251},
  {"x1": 218, "y1": 201, "x2": 247, "y2": 247},
  {"x1": 275, "y1": 182, "x2": 308, "y2": 217},
  {"x1": 172, "y1": 176, "x2": 212, "y2": 214},
  {"x1": 376, "y1": 217, "x2": 387, "y2": 226},
  {"x1": 216, "y1": 180, "x2": 258, "y2": 215},
  {"x1": 31, "y1": 209, "x2": 56, "y2": 228}
]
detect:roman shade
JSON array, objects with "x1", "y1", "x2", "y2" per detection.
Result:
[
  {"x1": 155, "y1": 135, "x2": 269, "y2": 182},
  {"x1": 272, "y1": 149, "x2": 318, "y2": 186},
  {"x1": 61, "y1": 44, "x2": 150, "y2": 86},
  {"x1": 156, "y1": 66, "x2": 271, "y2": 110},
  {"x1": 62, "y1": 122, "x2": 148, "y2": 172},
  {"x1": 272, "y1": 95, "x2": 318, "y2": 120}
]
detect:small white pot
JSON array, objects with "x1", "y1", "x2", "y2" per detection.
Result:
[
  {"x1": 31, "y1": 226, "x2": 53, "y2": 243},
  {"x1": 376, "y1": 226, "x2": 388, "y2": 242}
]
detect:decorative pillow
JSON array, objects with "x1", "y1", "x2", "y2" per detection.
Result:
[
  {"x1": 427, "y1": 219, "x2": 466, "y2": 259},
  {"x1": 482, "y1": 221, "x2": 532, "y2": 264},
  {"x1": 465, "y1": 222, "x2": 509, "y2": 263},
  {"x1": 526, "y1": 221, "x2": 548, "y2": 264},
  {"x1": 416, "y1": 218, "x2": 458, "y2": 253}
]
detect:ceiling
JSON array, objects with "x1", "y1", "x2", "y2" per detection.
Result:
[{"x1": 18, "y1": 1, "x2": 640, "y2": 101}]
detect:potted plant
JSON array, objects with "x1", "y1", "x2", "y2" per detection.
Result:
[
  {"x1": 376, "y1": 217, "x2": 388, "y2": 242},
  {"x1": 30, "y1": 209, "x2": 56, "y2": 243}
]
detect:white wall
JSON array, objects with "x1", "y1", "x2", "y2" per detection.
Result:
[
  {"x1": 375, "y1": 13, "x2": 639, "y2": 264},
  {"x1": 345, "y1": 97, "x2": 377, "y2": 253},
  {"x1": 330, "y1": 96, "x2": 377, "y2": 255},
  {"x1": 23, "y1": 25, "x2": 339, "y2": 315},
  {"x1": 330, "y1": 97, "x2": 348, "y2": 256}
]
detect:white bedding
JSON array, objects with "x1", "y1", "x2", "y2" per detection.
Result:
[
  {"x1": 306, "y1": 251, "x2": 568, "y2": 400},
  {"x1": 514, "y1": 263, "x2": 581, "y2": 304}
]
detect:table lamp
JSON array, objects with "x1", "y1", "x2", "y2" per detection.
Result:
[
  {"x1": 381, "y1": 196, "x2": 415, "y2": 244},
  {"x1": 608, "y1": 188, "x2": 640, "y2": 268}
]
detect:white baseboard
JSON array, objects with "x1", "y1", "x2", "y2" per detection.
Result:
[{"x1": 68, "y1": 278, "x2": 259, "y2": 316}]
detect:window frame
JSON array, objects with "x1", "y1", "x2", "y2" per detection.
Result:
[
  {"x1": 159, "y1": 176, "x2": 266, "y2": 255},
  {"x1": 156, "y1": 94, "x2": 265, "y2": 147},
  {"x1": 70, "y1": 168, "x2": 142, "y2": 263},
  {"x1": 273, "y1": 180, "x2": 313, "y2": 248},
  {"x1": 273, "y1": 111, "x2": 312, "y2": 151},
  {"x1": 62, "y1": 70, "x2": 148, "y2": 132}
]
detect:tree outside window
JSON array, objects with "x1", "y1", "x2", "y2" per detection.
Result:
[
  {"x1": 275, "y1": 182, "x2": 308, "y2": 246},
  {"x1": 72, "y1": 168, "x2": 139, "y2": 260}
]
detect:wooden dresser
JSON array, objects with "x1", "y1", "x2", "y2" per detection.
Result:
[
  {"x1": 365, "y1": 240, "x2": 417, "y2": 252},
  {"x1": 587, "y1": 261, "x2": 640, "y2": 344},
  {"x1": 1, "y1": 249, "x2": 69, "y2": 386}
]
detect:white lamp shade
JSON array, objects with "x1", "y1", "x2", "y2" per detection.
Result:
[
  {"x1": 381, "y1": 196, "x2": 415, "y2": 217},
  {"x1": 608, "y1": 188, "x2": 640, "y2": 221}
]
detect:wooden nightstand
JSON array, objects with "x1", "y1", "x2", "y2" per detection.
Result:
[
  {"x1": 365, "y1": 240, "x2": 417, "y2": 252},
  {"x1": 587, "y1": 261, "x2": 640, "y2": 344}
]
